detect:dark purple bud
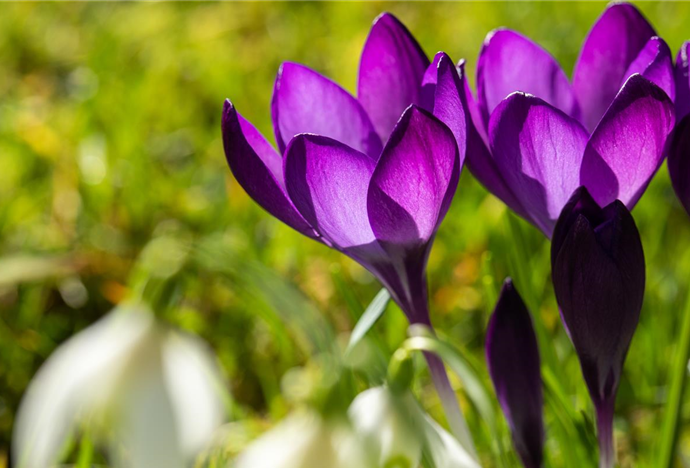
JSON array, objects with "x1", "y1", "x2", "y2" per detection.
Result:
[
  {"x1": 668, "y1": 115, "x2": 690, "y2": 217},
  {"x1": 551, "y1": 186, "x2": 645, "y2": 468},
  {"x1": 486, "y1": 279, "x2": 544, "y2": 468}
]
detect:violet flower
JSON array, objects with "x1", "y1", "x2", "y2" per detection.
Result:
[
  {"x1": 222, "y1": 13, "x2": 477, "y2": 452},
  {"x1": 551, "y1": 187, "x2": 645, "y2": 468},
  {"x1": 668, "y1": 42, "x2": 690, "y2": 215},
  {"x1": 486, "y1": 279, "x2": 544, "y2": 468},
  {"x1": 463, "y1": 3, "x2": 675, "y2": 237}
]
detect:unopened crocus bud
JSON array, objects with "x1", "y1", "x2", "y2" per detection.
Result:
[
  {"x1": 348, "y1": 386, "x2": 479, "y2": 468},
  {"x1": 551, "y1": 186, "x2": 645, "y2": 468},
  {"x1": 486, "y1": 279, "x2": 543, "y2": 468}
]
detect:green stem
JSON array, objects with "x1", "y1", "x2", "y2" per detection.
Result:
[{"x1": 658, "y1": 289, "x2": 690, "y2": 467}]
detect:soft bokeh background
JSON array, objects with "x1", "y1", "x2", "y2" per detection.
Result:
[{"x1": 2, "y1": 2, "x2": 690, "y2": 467}]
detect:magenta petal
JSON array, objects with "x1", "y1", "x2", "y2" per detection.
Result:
[
  {"x1": 420, "y1": 52, "x2": 468, "y2": 168},
  {"x1": 271, "y1": 62, "x2": 382, "y2": 158},
  {"x1": 477, "y1": 29, "x2": 577, "y2": 127},
  {"x1": 284, "y1": 134, "x2": 381, "y2": 257},
  {"x1": 358, "y1": 13, "x2": 430, "y2": 142},
  {"x1": 489, "y1": 93, "x2": 589, "y2": 236},
  {"x1": 367, "y1": 106, "x2": 459, "y2": 249},
  {"x1": 573, "y1": 3, "x2": 656, "y2": 132},
  {"x1": 580, "y1": 74, "x2": 675, "y2": 209},
  {"x1": 676, "y1": 42, "x2": 690, "y2": 120},
  {"x1": 221, "y1": 100, "x2": 316, "y2": 238},
  {"x1": 622, "y1": 37, "x2": 675, "y2": 102}
]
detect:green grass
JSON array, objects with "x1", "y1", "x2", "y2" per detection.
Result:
[{"x1": 1, "y1": 2, "x2": 690, "y2": 467}]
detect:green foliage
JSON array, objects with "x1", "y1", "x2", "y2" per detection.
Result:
[{"x1": 1, "y1": 2, "x2": 690, "y2": 467}]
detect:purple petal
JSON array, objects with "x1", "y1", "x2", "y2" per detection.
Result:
[
  {"x1": 551, "y1": 187, "x2": 644, "y2": 409},
  {"x1": 358, "y1": 13, "x2": 430, "y2": 142},
  {"x1": 580, "y1": 74, "x2": 675, "y2": 209},
  {"x1": 667, "y1": 115, "x2": 690, "y2": 217},
  {"x1": 489, "y1": 93, "x2": 589, "y2": 236},
  {"x1": 284, "y1": 133, "x2": 381, "y2": 258},
  {"x1": 462, "y1": 61, "x2": 532, "y2": 221},
  {"x1": 420, "y1": 52, "x2": 467, "y2": 168},
  {"x1": 476, "y1": 29, "x2": 577, "y2": 128},
  {"x1": 367, "y1": 105, "x2": 459, "y2": 249},
  {"x1": 271, "y1": 62, "x2": 382, "y2": 158},
  {"x1": 486, "y1": 278, "x2": 543, "y2": 468},
  {"x1": 622, "y1": 37, "x2": 675, "y2": 102},
  {"x1": 573, "y1": 3, "x2": 656, "y2": 132},
  {"x1": 221, "y1": 100, "x2": 316, "y2": 238},
  {"x1": 676, "y1": 42, "x2": 690, "y2": 120}
]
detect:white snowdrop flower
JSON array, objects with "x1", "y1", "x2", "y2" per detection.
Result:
[
  {"x1": 13, "y1": 305, "x2": 226, "y2": 468},
  {"x1": 234, "y1": 411, "x2": 374, "y2": 468},
  {"x1": 349, "y1": 386, "x2": 481, "y2": 468}
]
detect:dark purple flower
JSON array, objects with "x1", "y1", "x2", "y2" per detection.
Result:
[
  {"x1": 551, "y1": 186, "x2": 645, "y2": 468},
  {"x1": 222, "y1": 13, "x2": 472, "y2": 326},
  {"x1": 486, "y1": 279, "x2": 543, "y2": 468},
  {"x1": 463, "y1": 3, "x2": 675, "y2": 237}
]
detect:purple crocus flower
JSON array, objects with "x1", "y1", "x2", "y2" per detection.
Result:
[
  {"x1": 668, "y1": 42, "x2": 690, "y2": 215},
  {"x1": 222, "y1": 13, "x2": 477, "y2": 451},
  {"x1": 486, "y1": 279, "x2": 543, "y2": 468},
  {"x1": 464, "y1": 3, "x2": 675, "y2": 237},
  {"x1": 551, "y1": 186, "x2": 645, "y2": 468}
]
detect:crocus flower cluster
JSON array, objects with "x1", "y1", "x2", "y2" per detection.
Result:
[
  {"x1": 551, "y1": 187, "x2": 645, "y2": 468},
  {"x1": 466, "y1": 3, "x2": 675, "y2": 237}
]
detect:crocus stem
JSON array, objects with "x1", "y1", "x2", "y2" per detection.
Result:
[
  {"x1": 424, "y1": 350, "x2": 477, "y2": 459},
  {"x1": 658, "y1": 288, "x2": 690, "y2": 467},
  {"x1": 596, "y1": 399, "x2": 615, "y2": 468}
]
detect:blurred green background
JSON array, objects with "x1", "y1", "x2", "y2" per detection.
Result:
[{"x1": 2, "y1": 2, "x2": 690, "y2": 467}]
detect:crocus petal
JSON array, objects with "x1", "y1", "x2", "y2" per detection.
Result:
[
  {"x1": 580, "y1": 74, "x2": 675, "y2": 209},
  {"x1": 477, "y1": 29, "x2": 577, "y2": 127},
  {"x1": 668, "y1": 115, "x2": 690, "y2": 216},
  {"x1": 573, "y1": 2, "x2": 656, "y2": 132},
  {"x1": 486, "y1": 279, "x2": 544, "y2": 468},
  {"x1": 676, "y1": 42, "x2": 690, "y2": 120},
  {"x1": 271, "y1": 62, "x2": 382, "y2": 158},
  {"x1": 358, "y1": 12, "x2": 430, "y2": 141},
  {"x1": 284, "y1": 134, "x2": 382, "y2": 261},
  {"x1": 551, "y1": 189, "x2": 644, "y2": 408},
  {"x1": 621, "y1": 37, "x2": 675, "y2": 102},
  {"x1": 222, "y1": 101, "x2": 316, "y2": 238},
  {"x1": 367, "y1": 105, "x2": 459, "y2": 249},
  {"x1": 489, "y1": 93, "x2": 589, "y2": 236},
  {"x1": 420, "y1": 52, "x2": 468, "y2": 168}
]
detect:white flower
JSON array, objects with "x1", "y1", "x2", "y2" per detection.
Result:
[
  {"x1": 234, "y1": 411, "x2": 373, "y2": 468},
  {"x1": 13, "y1": 305, "x2": 226, "y2": 468},
  {"x1": 348, "y1": 387, "x2": 481, "y2": 468}
]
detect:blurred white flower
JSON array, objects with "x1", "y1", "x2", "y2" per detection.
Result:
[
  {"x1": 349, "y1": 387, "x2": 481, "y2": 468},
  {"x1": 234, "y1": 411, "x2": 374, "y2": 468},
  {"x1": 13, "y1": 305, "x2": 226, "y2": 468}
]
